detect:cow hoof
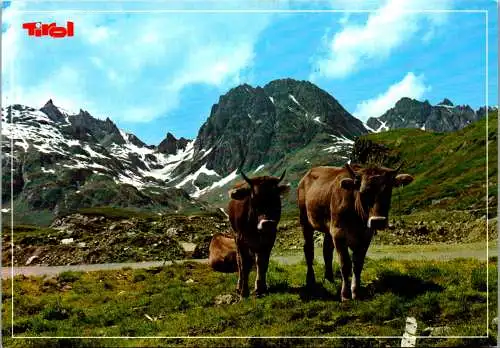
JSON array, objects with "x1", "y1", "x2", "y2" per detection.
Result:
[
  {"x1": 306, "y1": 275, "x2": 316, "y2": 289},
  {"x1": 238, "y1": 289, "x2": 250, "y2": 299},
  {"x1": 324, "y1": 272, "x2": 334, "y2": 283},
  {"x1": 254, "y1": 287, "x2": 268, "y2": 298},
  {"x1": 305, "y1": 282, "x2": 316, "y2": 290},
  {"x1": 341, "y1": 288, "x2": 351, "y2": 302}
]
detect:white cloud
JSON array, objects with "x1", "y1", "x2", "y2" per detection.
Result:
[
  {"x1": 311, "y1": 0, "x2": 452, "y2": 79},
  {"x1": 1, "y1": 2, "x2": 273, "y2": 122},
  {"x1": 353, "y1": 72, "x2": 430, "y2": 121}
]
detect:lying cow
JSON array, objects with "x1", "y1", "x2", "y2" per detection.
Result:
[
  {"x1": 297, "y1": 163, "x2": 413, "y2": 301},
  {"x1": 228, "y1": 170, "x2": 290, "y2": 298},
  {"x1": 208, "y1": 233, "x2": 238, "y2": 273}
]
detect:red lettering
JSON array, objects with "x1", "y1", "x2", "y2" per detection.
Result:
[
  {"x1": 41, "y1": 23, "x2": 56, "y2": 36},
  {"x1": 67, "y1": 21, "x2": 74, "y2": 37},
  {"x1": 49, "y1": 26, "x2": 67, "y2": 38},
  {"x1": 22, "y1": 22, "x2": 37, "y2": 36},
  {"x1": 23, "y1": 21, "x2": 74, "y2": 38}
]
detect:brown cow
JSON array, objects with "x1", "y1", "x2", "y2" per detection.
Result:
[
  {"x1": 208, "y1": 233, "x2": 238, "y2": 273},
  {"x1": 297, "y1": 163, "x2": 414, "y2": 301},
  {"x1": 228, "y1": 170, "x2": 290, "y2": 298}
]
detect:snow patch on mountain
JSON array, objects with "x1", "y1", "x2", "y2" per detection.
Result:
[
  {"x1": 254, "y1": 164, "x2": 265, "y2": 173},
  {"x1": 200, "y1": 147, "x2": 213, "y2": 159},
  {"x1": 363, "y1": 122, "x2": 377, "y2": 133},
  {"x1": 329, "y1": 134, "x2": 354, "y2": 145},
  {"x1": 41, "y1": 167, "x2": 56, "y2": 174},
  {"x1": 376, "y1": 121, "x2": 389, "y2": 133},
  {"x1": 192, "y1": 169, "x2": 239, "y2": 198},
  {"x1": 323, "y1": 135, "x2": 355, "y2": 153},
  {"x1": 175, "y1": 163, "x2": 220, "y2": 190},
  {"x1": 1, "y1": 104, "x2": 201, "y2": 192},
  {"x1": 313, "y1": 116, "x2": 324, "y2": 124},
  {"x1": 436, "y1": 104, "x2": 455, "y2": 110},
  {"x1": 116, "y1": 172, "x2": 148, "y2": 189},
  {"x1": 141, "y1": 141, "x2": 195, "y2": 182},
  {"x1": 289, "y1": 94, "x2": 301, "y2": 107},
  {"x1": 83, "y1": 145, "x2": 110, "y2": 159}
]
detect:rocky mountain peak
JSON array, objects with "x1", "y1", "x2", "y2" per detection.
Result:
[
  {"x1": 39, "y1": 99, "x2": 67, "y2": 124},
  {"x1": 394, "y1": 97, "x2": 422, "y2": 109},
  {"x1": 173, "y1": 78, "x2": 367, "y2": 184},
  {"x1": 157, "y1": 132, "x2": 190, "y2": 155},
  {"x1": 68, "y1": 109, "x2": 125, "y2": 146},
  {"x1": 367, "y1": 97, "x2": 485, "y2": 133},
  {"x1": 127, "y1": 133, "x2": 149, "y2": 148},
  {"x1": 477, "y1": 105, "x2": 499, "y2": 118},
  {"x1": 438, "y1": 98, "x2": 454, "y2": 106}
]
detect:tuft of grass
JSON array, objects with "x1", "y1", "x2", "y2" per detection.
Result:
[{"x1": 58, "y1": 271, "x2": 83, "y2": 283}]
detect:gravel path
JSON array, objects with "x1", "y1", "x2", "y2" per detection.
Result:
[{"x1": 2, "y1": 242, "x2": 496, "y2": 279}]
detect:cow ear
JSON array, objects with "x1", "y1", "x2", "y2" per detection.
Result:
[
  {"x1": 340, "y1": 178, "x2": 356, "y2": 190},
  {"x1": 279, "y1": 184, "x2": 290, "y2": 195},
  {"x1": 394, "y1": 174, "x2": 414, "y2": 187},
  {"x1": 229, "y1": 187, "x2": 251, "y2": 200}
]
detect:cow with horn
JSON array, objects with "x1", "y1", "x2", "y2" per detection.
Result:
[
  {"x1": 297, "y1": 162, "x2": 414, "y2": 301},
  {"x1": 228, "y1": 165, "x2": 290, "y2": 298}
]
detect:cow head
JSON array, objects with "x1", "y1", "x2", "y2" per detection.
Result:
[
  {"x1": 229, "y1": 170, "x2": 290, "y2": 232},
  {"x1": 342, "y1": 163, "x2": 414, "y2": 230}
]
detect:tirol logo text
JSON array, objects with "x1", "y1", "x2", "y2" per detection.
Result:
[{"x1": 22, "y1": 21, "x2": 74, "y2": 38}]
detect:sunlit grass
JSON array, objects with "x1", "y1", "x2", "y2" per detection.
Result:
[{"x1": 2, "y1": 257, "x2": 497, "y2": 347}]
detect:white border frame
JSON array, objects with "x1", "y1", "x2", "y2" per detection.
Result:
[{"x1": 2, "y1": 7, "x2": 492, "y2": 342}]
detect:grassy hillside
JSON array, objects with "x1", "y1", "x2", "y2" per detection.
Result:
[{"x1": 365, "y1": 111, "x2": 497, "y2": 216}]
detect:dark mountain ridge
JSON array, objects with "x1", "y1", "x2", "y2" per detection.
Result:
[
  {"x1": 2, "y1": 78, "x2": 495, "y2": 224},
  {"x1": 366, "y1": 97, "x2": 495, "y2": 133}
]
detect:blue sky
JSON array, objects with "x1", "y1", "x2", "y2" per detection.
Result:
[{"x1": 2, "y1": 0, "x2": 498, "y2": 145}]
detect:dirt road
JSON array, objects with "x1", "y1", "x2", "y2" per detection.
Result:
[{"x1": 2, "y1": 242, "x2": 496, "y2": 279}]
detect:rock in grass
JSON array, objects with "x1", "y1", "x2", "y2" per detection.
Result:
[
  {"x1": 181, "y1": 242, "x2": 197, "y2": 253},
  {"x1": 214, "y1": 294, "x2": 237, "y2": 306},
  {"x1": 166, "y1": 227, "x2": 178, "y2": 238},
  {"x1": 61, "y1": 238, "x2": 74, "y2": 245},
  {"x1": 25, "y1": 255, "x2": 39, "y2": 265},
  {"x1": 422, "y1": 326, "x2": 451, "y2": 336}
]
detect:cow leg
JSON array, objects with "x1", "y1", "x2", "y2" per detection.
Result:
[
  {"x1": 333, "y1": 233, "x2": 352, "y2": 301},
  {"x1": 254, "y1": 251, "x2": 271, "y2": 297},
  {"x1": 323, "y1": 232, "x2": 334, "y2": 282},
  {"x1": 302, "y1": 224, "x2": 316, "y2": 288},
  {"x1": 236, "y1": 245, "x2": 252, "y2": 299},
  {"x1": 351, "y1": 244, "x2": 369, "y2": 300}
]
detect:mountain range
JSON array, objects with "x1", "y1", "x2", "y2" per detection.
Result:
[
  {"x1": 1, "y1": 78, "x2": 495, "y2": 223},
  {"x1": 366, "y1": 97, "x2": 496, "y2": 133}
]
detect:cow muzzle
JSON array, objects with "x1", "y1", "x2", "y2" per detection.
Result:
[
  {"x1": 257, "y1": 219, "x2": 277, "y2": 231},
  {"x1": 367, "y1": 216, "x2": 387, "y2": 230}
]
